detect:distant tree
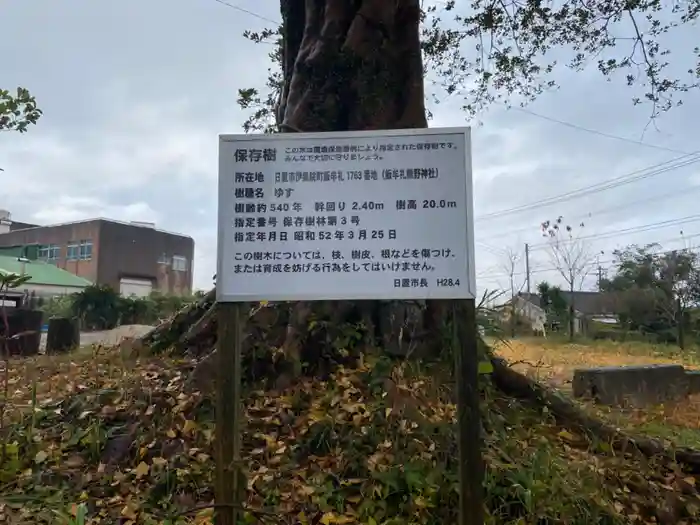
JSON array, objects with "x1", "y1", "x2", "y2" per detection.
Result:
[
  {"x1": 536, "y1": 281, "x2": 568, "y2": 331},
  {"x1": 500, "y1": 247, "x2": 527, "y2": 337},
  {"x1": 600, "y1": 243, "x2": 700, "y2": 346},
  {"x1": 541, "y1": 217, "x2": 595, "y2": 339}
]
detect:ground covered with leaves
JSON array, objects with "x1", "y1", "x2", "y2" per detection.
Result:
[
  {"x1": 496, "y1": 338, "x2": 700, "y2": 449},
  {"x1": 0, "y1": 338, "x2": 698, "y2": 525}
]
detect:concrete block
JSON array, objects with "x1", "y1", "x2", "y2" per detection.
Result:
[
  {"x1": 686, "y1": 370, "x2": 700, "y2": 396},
  {"x1": 572, "y1": 364, "x2": 688, "y2": 407}
]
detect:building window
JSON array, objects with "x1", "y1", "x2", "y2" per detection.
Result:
[
  {"x1": 158, "y1": 253, "x2": 170, "y2": 265},
  {"x1": 38, "y1": 244, "x2": 60, "y2": 261},
  {"x1": 79, "y1": 239, "x2": 93, "y2": 260},
  {"x1": 67, "y1": 242, "x2": 79, "y2": 261},
  {"x1": 172, "y1": 255, "x2": 188, "y2": 272}
]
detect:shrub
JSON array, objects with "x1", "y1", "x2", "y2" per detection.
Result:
[{"x1": 43, "y1": 285, "x2": 198, "y2": 330}]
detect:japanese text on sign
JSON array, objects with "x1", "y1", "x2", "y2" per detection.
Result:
[{"x1": 217, "y1": 128, "x2": 475, "y2": 302}]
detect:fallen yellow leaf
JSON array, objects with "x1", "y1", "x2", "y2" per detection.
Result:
[
  {"x1": 183, "y1": 419, "x2": 198, "y2": 435},
  {"x1": 298, "y1": 485, "x2": 315, "y2": 496},
  {"x1": 134, "y1": 461, "x2": 150, "y2": 479},
  {"x1": 320, "y1": 512, "x2": 354, "y2": 525},
  {"x1": 121, "y1": 505, "x2": 138, "y2": 520},
  {"x1": 414, "y1": 495, "x2": 431, "y2": 508},
  {"x1": 557, "y1": 430, "x2": 576, "y2": 442}
]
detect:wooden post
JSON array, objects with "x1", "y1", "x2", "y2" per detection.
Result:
[
  {"x1": 452, "y1": 299, "x2": 484, "y2": 525},
  {"x1": 215, "y1": 302, "x2": 244, "y2": 525}
]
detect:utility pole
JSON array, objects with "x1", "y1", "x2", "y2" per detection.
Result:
[
  {"x1": 595, "y1": 253, "x2": 606, "y2": 291},
  {"x1": 525, "y1": 243, "x2": 531, "y2": 294}
]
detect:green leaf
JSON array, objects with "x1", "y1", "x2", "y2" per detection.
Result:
[{"x1": 477, "y1": 360, "x2": 494, "y2": 375}]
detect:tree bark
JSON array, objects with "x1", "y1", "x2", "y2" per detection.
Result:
[
  {"x1": 278, "y1": 0, "x2": 427, "y2": 132},
  {"x1": 275, "y1": 0, "x2": 440, "y2": 369}
]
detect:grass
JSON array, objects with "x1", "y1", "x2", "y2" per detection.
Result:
[
  {"x1": 591, "y1": 402, "x2": 700, "y2": 449},
  {"x1": 493, "y1": 336, "x2": 700, "y2": 388},
  {"x1": 0, "y1": 337, "x2": 697, "y2": 523},
  {"x1": 494, "y1": 336, "x2": 700, "y2": 449}
]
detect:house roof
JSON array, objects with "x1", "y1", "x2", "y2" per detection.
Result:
[
  {"x1": 0, "y1": 255, "x2": 92, "y2": 288},
  {"x1": 517, "y1": 291, "x2": 620, "y2": 316},
  {"x1": 9, "y1": 221, "x2": 40, "y2": 231},
  {"x1": 4, "y1": 217, "x2": 191, "y2": 240}
]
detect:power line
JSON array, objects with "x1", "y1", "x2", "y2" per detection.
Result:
[
  {"x1": 478, "y1": 232, "x2": 700, "y2": 281},
  {"x1": 477, "y1": 153, "x2": 700, "y2": 221},
  {"x1": 211, "y1": 0, "x2": 280, "y2": 24},
  {"x1": 476, "y1": 241, "x2": 508, "y2": 256},
  {"x1": 510, "y1": 106, "x2": 692, "y2": 155},
  {"x1": 477, "y1": 183, "x2": 700, "y2": 241},
  {"x1": 475, "y1": 152, "x2": 700, "y2": 222}
]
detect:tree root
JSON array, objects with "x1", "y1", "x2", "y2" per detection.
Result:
[
  {"x1": 490, "y1": 356, "x2": 700, "y2": 472},
  {"x1": 136, "y1": 295, "x2": 700, "y2": 474}
]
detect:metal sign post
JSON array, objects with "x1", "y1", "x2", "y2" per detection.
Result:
[{"x1": 215, "y1": 127, "x2": 482, "y2": 525}]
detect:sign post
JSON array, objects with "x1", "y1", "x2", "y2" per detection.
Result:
[
  {"x1": 215, "y1": 301, "x2": 243, "y2": 525},
  {"x1": 216, "y1": 127, "x2": 482, "y2": 524}
]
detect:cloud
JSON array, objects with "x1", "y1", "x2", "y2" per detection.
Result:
[
  {"x1": 1, "y1": 0, "x2": 699, "y2": 296},
  {"x1": 29, "y1": 197, "x2": 159, "y2": 225}
]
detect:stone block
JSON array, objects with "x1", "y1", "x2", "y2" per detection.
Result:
[
  {"x1": 572, "y1": 364, "x2": 688, "y2": 407},
  {"x1": 686, "y1": 370, "x2": 700, "y2": 396}
]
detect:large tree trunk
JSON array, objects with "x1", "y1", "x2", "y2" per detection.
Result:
[
  {"x1": 277, "y1": 0, "x2": 427, "y2": 131},
  {"x1": 275, "y1": 0, "x2": 445, "y2": 370}
]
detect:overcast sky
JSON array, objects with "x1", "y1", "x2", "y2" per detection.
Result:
[{"x1": 2, "y1": 0, "x2": 699, "y2": 298}]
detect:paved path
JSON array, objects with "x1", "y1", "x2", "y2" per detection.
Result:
[{"x1": 40, "y1": 324, "x2": 154, "y2": 351}]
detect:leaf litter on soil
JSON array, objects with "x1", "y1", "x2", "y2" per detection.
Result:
[
  {"x1": 0, "y1": 341, "x2": 699, "y2": 525},
  {"x1": 494, "y1": 339, "x2": 700, "y2": 449}
]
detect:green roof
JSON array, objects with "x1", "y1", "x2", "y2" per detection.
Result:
[{"x1": 0, "y1": 255, "x2": 92, "y2": 288}]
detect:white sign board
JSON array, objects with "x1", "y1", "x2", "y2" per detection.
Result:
[{"x1": 217, "y1": 127, "x2": 475, "y2": 302}]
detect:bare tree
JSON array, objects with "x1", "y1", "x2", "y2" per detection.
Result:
[
  {"x1": 500, "y1": 247, "x2": 528, "y2": 337},
  {"x1": 541, "y1": 217, "x2": 596, "y2": 340}
]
